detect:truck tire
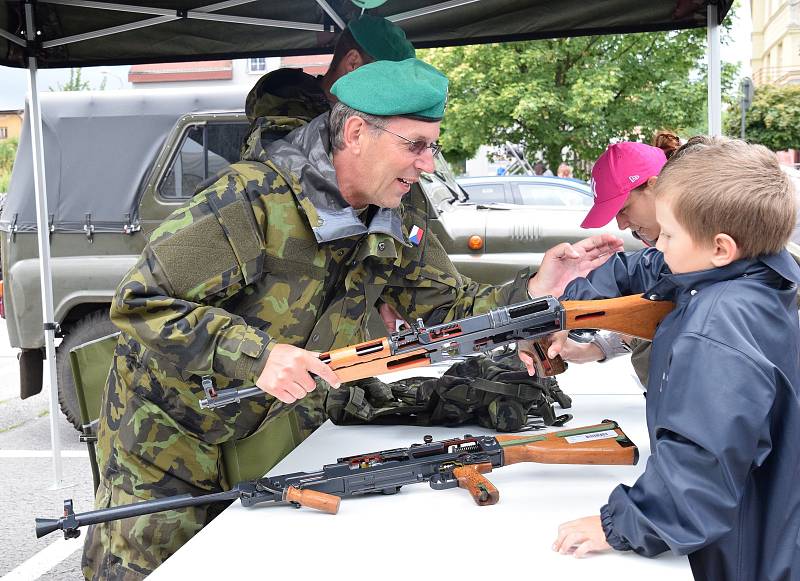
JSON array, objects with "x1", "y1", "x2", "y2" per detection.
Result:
[{"x1": 56, "y1": 310, "x2": 118, "y2": 430}]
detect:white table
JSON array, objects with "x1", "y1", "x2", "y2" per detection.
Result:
[{"x1": 149, "y1": 357, "x2": 691, "y2": 580}]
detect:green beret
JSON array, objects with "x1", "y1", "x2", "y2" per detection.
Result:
[
  {"x1": 347, "y1": 14, "x2": 416, "y2": 62},
  {"x1": 330, "y1": 58, "x2": 449, "y2": 120}
]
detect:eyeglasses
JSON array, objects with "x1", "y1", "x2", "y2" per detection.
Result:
[{"x1": 366, "y1": 122, "x2": 442, "y2": 157}]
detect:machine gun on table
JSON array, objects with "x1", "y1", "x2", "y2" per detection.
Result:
[
  {"x1": 36, "y1": 420, "x2": 638, "y2": 539},
  {"x1": 200, "y1": 294, "x2": 673, "y2": 409}
]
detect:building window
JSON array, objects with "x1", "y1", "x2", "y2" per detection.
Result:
[
  {"x1": 248, "y1": 58, "x2": 267, "y2": 74},
  {"x1": 0, "y1": 127, "x2": 7, "y2": 139}
]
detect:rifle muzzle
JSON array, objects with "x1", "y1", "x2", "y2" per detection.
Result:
[{"x1": 34, "y1": 517, "x2": 62, "y2": 539}]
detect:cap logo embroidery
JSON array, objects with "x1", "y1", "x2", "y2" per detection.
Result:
[{"x1": 628, "y1": 175, "x2": 639, "y2": 183}]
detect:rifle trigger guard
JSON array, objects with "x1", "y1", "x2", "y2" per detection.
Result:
[{"x1": 429, "y1": 473, "x2": 459, "y2": 490}]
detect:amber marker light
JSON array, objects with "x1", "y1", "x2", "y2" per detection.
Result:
[{"x1": 468, "y1": 235, "x2": 484, "y2": 251}]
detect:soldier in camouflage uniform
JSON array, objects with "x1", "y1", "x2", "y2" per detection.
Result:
[
  {"x1": 79, "y1": 59, "x2": 488, "y2": 579},
  {"x1": 237, "y1": 15, "x2": 416, "y2": 443},
  {"x1": 82, "y1": 57, "x2": 621, "y2": 579}
]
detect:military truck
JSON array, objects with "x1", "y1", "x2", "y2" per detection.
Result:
[{"x1": 0, "y1": 87, "x2": 635, "y2": 429}]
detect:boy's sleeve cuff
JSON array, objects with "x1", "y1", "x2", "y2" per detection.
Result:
[{"x1": 600, "y1": 503, "x2": 633, "y2": 551}]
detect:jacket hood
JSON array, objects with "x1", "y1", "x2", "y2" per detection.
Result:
[{"x1": 247, "y1": 113, "x2": 407, "y2": 246}]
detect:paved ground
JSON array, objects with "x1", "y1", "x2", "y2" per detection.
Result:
[{"x1": 0, "y1": 320, "x2": 91, "y2": 580}]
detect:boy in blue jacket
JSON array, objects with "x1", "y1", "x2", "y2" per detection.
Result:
[{"x1": 525, "y1": 140, "x2": 800, "y2": 581}]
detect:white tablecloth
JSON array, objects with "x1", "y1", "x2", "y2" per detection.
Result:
[{"x1": 149, "y1": 356, "x2": 691, "y2": 580}]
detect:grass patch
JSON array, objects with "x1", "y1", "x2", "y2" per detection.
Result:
[{"x1": 38, "y1": 409, "x2": 50, "y2": 418}]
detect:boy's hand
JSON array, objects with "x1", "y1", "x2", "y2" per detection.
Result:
[
  {"x1": 553, "y1": 515, "x2": 612, "y2": 558},
  {"x1": 528, "y1": 234, "x2": 624, "y2": 298}
]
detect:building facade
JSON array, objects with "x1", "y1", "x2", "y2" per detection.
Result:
[
  {"x1": 127, "y1": 56, "x2": 332, "y2": 90},
  {"x1": 751, "y1": 0, "x2": 800, "y2": 85},
  {"x1": 0, "y1": 110, "x2": 23, "y2": 141}
]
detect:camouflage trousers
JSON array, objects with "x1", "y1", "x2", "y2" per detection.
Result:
[{"x1": 82, "y1": 356, "x2": 328, "y2": 580}]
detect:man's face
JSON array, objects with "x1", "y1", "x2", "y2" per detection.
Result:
[
  {"x1": 654, "y1": 197, "x2": 714, "y2": 274},
  {"x1": 357, "y1": 117, "x2": 440, "y2": 208},
  {"x1": 615, "y1": 184, "x2": 660, "y2": 245}
]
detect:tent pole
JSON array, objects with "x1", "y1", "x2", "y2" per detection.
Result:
[
  {"x1": 707, "y1": 3, "x2": 722, "y2": 136},
  {"x1": 24, "y1": 2, "x2": 64, "y2": 488}
]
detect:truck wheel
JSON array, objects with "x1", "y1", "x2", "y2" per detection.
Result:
[{"x1": 56, "y1": 310, "x2": 118, "y2": 431}]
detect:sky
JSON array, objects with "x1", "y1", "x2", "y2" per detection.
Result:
[{"x1": 0, "y1": 1, "x2": 753, "y2": 111}]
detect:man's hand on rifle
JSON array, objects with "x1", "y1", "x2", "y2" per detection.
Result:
[
  {"x1": 378, "y1": 302, "x2": 408, "y2": 333},
  {"x1": 257, "y1": 344, "x2": 342, "y2": 404},
  {"x1": 527, "y1": 234, "x2": 624, "y2": 299}
]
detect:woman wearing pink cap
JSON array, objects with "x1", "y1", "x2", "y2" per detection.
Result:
[
  {"x1": 525, "y1": 135, "x2": 722, "y2": 378},
  {"x1": 582, "y1": 141, "x2": 668, "y2": 246}
]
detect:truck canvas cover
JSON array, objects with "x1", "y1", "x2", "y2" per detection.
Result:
[{"x1": 1, "y1": 87, "x2": 247, "y2": 233}]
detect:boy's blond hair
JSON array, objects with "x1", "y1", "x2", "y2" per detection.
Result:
[{"x1": 654, "y1": 140, "x2": 796, "y2": 258}]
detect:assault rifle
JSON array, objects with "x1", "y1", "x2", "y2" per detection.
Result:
[
  {"x1": 200, "y1": 294, "x2": 673, "y2": 409},
  {"x1": 36, "y1": 420, "x2": 637, "y2": 539}
]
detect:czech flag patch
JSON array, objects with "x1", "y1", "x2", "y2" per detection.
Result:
[{"x1": 409, "y1": 225, "x2": 425, "y2": 246}]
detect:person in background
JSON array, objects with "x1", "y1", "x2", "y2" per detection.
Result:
[
  {"x1": 651, "y1": 129, "x2": 681, "y2": 160},
  {"x1": 533, "y1": 161, "x2": 554, "y2": 176},
  {"x1": 542, "y1": 140, "x2": 800, "y2": 581},
  {"x1": 240, "y1": 13, "x2": 416, "y2": 157},
  {"x1": 557, "y1": 163, "x2": 573, "y2": 178}
]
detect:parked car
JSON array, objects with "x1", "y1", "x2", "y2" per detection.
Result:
[
  {"x1": 0, "y1": 88, "x2": 639, "y2": 429},
  {"x1": 457, "y1": 175, "x2": 594, "y2": 208}
]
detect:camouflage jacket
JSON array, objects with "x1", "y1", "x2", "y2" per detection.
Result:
[
  {"x1": 110, "y1": 113, "x2": 532, "y2": 447},
  {"x1": 240, "y1": 68, "x2": 330, "y2": 159}
]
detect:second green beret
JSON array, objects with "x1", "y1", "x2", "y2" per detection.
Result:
[
  {"x1": 330, "y1": 58, "x2": 449, "y2": 121},
  {"x1": 347, "y1": 14, "x2": 416, "y2": 62}
]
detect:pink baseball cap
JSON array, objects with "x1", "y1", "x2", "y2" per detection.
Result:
[{"x1": 581, "y1": 142, "x2": 667, "y2": 228}]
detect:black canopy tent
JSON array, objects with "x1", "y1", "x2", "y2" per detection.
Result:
[
  {"x1": 1, "y1": 0, "x2": 732, "y2": 68},
  {"x1": 0, "y1": 0, "x2": 734, "y2": 485}
]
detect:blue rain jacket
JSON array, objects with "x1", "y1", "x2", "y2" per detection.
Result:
[{"x1": 563, "y1": 247, "x2": 800, "y2": 581}]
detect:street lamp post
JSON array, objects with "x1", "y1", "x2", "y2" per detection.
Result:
[{"x1": 740, "y1": 77, "x2": 754, "y2": 140}]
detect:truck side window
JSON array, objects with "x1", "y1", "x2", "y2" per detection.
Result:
[{"x1": 158, "y1": 122, "x2": 250, "y2": 199}]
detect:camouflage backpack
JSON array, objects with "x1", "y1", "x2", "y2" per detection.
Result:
[{"x1": 325, "y1": 347, "x2": 572, "y2": 432}]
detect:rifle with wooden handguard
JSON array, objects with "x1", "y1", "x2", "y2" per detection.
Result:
[
  {"x1": 199, "y1": 294, "x2": 673, "y2": 409},
  {"x1": 35, "y1": 420, "x2": 638, "y2": 540}
]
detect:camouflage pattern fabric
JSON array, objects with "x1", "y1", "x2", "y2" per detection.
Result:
[
  {"x1": 628, "y1": 338, "x2": 652, "y2": 387},
  {"x1": 326, "y1": 347, "x2": 573, "y2": 432},
  {"x1": 240, "y1": 68, "x2": 330, "y2": 158},
  {"x1": 83, "y1": 112, "x2": 532, "y2": 578}
]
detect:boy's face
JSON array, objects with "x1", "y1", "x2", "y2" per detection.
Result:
[{"x1": 654, "y1": 197, "x2": 716, "y2": 274}]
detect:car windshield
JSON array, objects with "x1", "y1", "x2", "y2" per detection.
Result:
[{"x1": 419, "y1": 156, "x2": 467, "y2": 207}]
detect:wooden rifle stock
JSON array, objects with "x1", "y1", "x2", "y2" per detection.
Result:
[
  {"x1": 523, "y1": 295, "x2": 674, "y2": 377},
  {"x1": 561, "y1": 295, "x2": 673, "y2": 340},
  {"x1": 497, "y1": 421, "x2": 638, "y2": 466}
]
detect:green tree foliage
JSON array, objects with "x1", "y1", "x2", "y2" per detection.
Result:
[
  {"x1": 423, "y1": 30, "x2": 735, "y2": 176},
  {"x1": 725, "y1": 84, "x2": 800, "y2": 151},
  {"x1": 0, "y1": 137, "x2": 19, "y2": 193},
  {"x1": 49, "y1": 68, "x2": 106, "y2": 92}
]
